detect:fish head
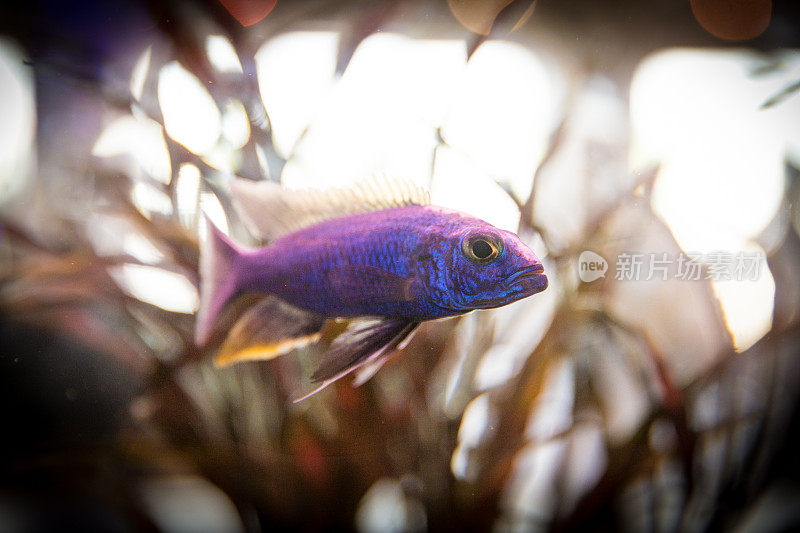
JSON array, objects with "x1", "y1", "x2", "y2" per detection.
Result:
[{"x1": 417, "y1": 215, "x2": 548, "y2": 313}]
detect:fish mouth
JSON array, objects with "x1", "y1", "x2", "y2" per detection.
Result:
[
  {"x1": 462, "y1": 265, "x2": 548, "y2": 311},
  {"x1": 506, "y1": 265, "x2": 548, "y2": 294}
]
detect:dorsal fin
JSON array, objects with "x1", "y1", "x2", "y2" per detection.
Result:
[{"x1": 229, "y1": 176, "x2": 430, "y2": 243}]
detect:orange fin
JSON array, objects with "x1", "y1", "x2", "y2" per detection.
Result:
[{"x1": 213, "y1": 296, "x2": 325, "y2": 367}]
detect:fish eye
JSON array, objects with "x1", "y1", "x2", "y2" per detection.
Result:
[
  {"x1": 462, "y1": 235, "x2": 502, "y2": 264},
  {"x1": 472, "y1": 239, "x2": 493, "y2": 259}
]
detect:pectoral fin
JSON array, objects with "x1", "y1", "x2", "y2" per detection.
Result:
[
  {"x1": 292, "y1": 318, "x2": 419, "y2": 402},
  {"x1": 214, "y1": 297, "x2": 325, "y2": 367}
]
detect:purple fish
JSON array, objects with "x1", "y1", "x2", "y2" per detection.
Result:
[{"x1": 196, "y1": 178, "x2": 547, "y2": 399}]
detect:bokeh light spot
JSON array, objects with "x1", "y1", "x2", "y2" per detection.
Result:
[
  {"x1": 221, "y1": 99, "x2": 250, "y2": 149},
  {"x1": 711, "y1": 245, "x2": 775, "y2": 352},
  {"x1": 255, "y1": 31, "x2": 340, "y2": 159},
  {"x1": 158, "y1": 61, "x2": 221, "y2": 155},
  {"x1": 690, "y1": 0, "x2": 771, "y2": 41},
  {"x1": 278, "y1": 32, "x2": 465, "y2": 189},
  {"x1": 631, "y1": 49, "x2": 789, "y2": 350},
  {"x1": 0, "y1": 39, "x2": 36, "y2": 203},
  {"x1": 131, "y1": 182, "x2": 173, "y2": 219},
  {"x1": 218, "y1": 0, "x2": 277, "y2": 27},
  {"x1": 130, "y1": 46, "x2": 151, "y2": 101},
  {"x1": 176, "y1": 163, "x2": 201, "y2": 228},
  {"x1": 110, "y1": 264, "x2": 199, "y2": 313},
  {"x1": 93, "y1": 115, "x2": 172, "y2": 184},
  {"x1": 206, "y1": 35, "x2": 243, "y2": 74},
  {"x1": 430, "y1": 146, "x2": 520, "y2": 232},
  {"x1": 199, "y1": 190, "x2": 229, "y2": 240},
  {"x1": 442, "y1": 40, "x2": 563, "y2": 203},
  {"x1": 447, "y1": 0, "x2": 536, "y2": 35}
]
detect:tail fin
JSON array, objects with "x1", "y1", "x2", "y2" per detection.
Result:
[{"x1": 195, "y1": 218, "x2": 244, "y2": 346}]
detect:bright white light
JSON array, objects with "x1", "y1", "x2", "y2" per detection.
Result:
[
  {"x1": 201, "y1": 142, "x2": 241, "y2": 173},
  {"x1": 336, "y1": 32, "x2": 466, "y2": 128},
  {"x1": 206, "y1": 35, "x2": 243, "y2": 74},
  {"x1": 131, "y1": 182, "x2": 173, "y2": 218},
  {"x1": 123, "y1": 233, "x2": 165, "y2": 264},
  {"x1": 86, "y1": 214, "x2": 164, "y2": 264},
  {"x1": 530, "y1": 77, "x2": 629, "y2": 253},
  {"x1": 711, "y1": 244, "x2": 775, "y2": 352},
  {"x1": 631, "y1": 49, "x2": 787, "y2": 351},
  {"x1": 473, "y1": 344, "x2": 520, "y2": 391},
  {"x1": 110, "y1": 264, "x2": 199, "y2": 313},
  {"x1": 158, "y1": 61, "x2": 221, "y2": 155},
  {"x1": 593, "y1": 348, "x2": 650, "y2": 444},
  {"x1": 632, "y1": 49, "x2": 788, "y2": 252},
  {"x1": 632, "y1": 49, "x2": 800, "y2": 169},
  {"x1": 355, "y1": 479, "x2": 425, "y2": 533},
  {"x1": 255, "y1": 31, "x2": 340, "y2": 158},
  {"x1": 430, "y1": 146, "x2": 520, "y2": 232},
  {"x1": 449, "y1": 442, "x2": 471, "y2": 481},
  {"x1": 130, "y1": 46, "x2": 151, "y2": 101},
  {"x1": 277, "y1": 32, "x2": 465, "y2": 190},
  {"x1": 442, "y1": 41, "x2": 563, "y2": 202},
  {"x1": 442, "y1": 312, "x2": 478, "y2": 416},
  {"x1": 772, "y1": 52, "x2": 800, "y2": 167},
  {"x1": 175, "y1": 163, "x2": 201, "y2": 227},
  {"x1": 502, "y1": 440, "x2": 567, "y2": 520},
  {"x1": 561, "y1": 424, "x2": 607, "y2": 514},
  {"x1": 524, "y1": 358, "x2": 575, "y2": 441},
  {"x1": 221, "y1": 99, "x2": 250, "y2": 149},
  {"x1": 0, "y1": 39, "x2": 35, "y2": 203},
  {"x1": 457, "y1": 393, "x2": 495, "y2": 447},
  {"x1": 138, "y1": 476, "x2": 244, "y2": 533},
  {"x1": 650, "y1": 145, "x2": 784, "y2": 255},
  {"x1": 199, "y1": 190, "x2": 229, "y2": 239},
  {"x1": 93, "y1": 115, "x2": 172, "y2": 184},
  {"x1": 451, "y1": 392, "x2": 496, "y2": 481}
]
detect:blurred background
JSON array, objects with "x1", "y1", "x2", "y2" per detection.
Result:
[{"x1": 1, "y1": 0, "x2": 799, "y2": 531}]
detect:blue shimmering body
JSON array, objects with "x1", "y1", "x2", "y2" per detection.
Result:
[
  {"x1": 239, "y1": 206, "x2": 454, "y2": 319},
  {"x1": 233, "y1": 205, "x2": 547, "y2": 321}
]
